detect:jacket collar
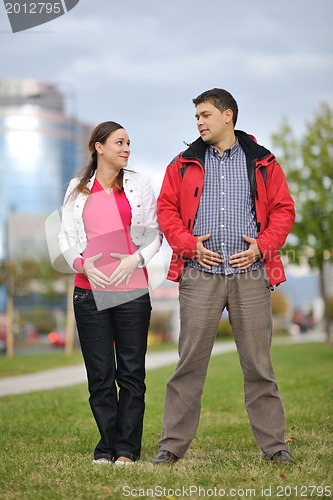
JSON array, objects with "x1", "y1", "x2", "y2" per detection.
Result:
[
  {"x1": 87, "y1": 168, "x2": 134, "y2": 189},
  {"x1": 182, "y1": 130, "x2": 271, "y2": 164},
  {"x1": 235, "y1": 130, "x2": 271, "y2": 162}
]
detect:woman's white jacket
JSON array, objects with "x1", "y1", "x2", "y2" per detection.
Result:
[{"x1": 58, "y1": 169, "x2": 162, "y2": 272}]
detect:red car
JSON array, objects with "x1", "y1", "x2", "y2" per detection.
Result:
[{"x1": 48, "y1": 331, "x2": 66, "y2": 347}]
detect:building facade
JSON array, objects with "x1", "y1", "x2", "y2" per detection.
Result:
[{"x1": 0, "y1": 79, "x2": 90, "y2": 261}]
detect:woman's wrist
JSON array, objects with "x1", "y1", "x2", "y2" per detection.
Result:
[{"x1": 135, "y1": 252, "x2": 144, "y2": 268}]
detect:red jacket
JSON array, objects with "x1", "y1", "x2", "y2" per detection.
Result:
[{"x1": 157, "y1": 130, "x2": 295, "y2": 286}]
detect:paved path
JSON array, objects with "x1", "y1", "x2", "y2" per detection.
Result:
[{"x1": 0, "y1": 332, "x2": 324, "y2": 397}]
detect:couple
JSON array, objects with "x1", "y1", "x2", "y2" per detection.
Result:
[{"x1": 58, "y1": 88, "x2": 295, "y2": 466}]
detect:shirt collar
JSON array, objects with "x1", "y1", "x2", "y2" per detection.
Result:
[{"x1": 208, "y1": 138, "x2": 240, "y2": 159}]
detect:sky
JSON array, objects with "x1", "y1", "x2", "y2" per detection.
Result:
[{"x1": 1, "y1": 0, "x2": 332, "y2": 192}]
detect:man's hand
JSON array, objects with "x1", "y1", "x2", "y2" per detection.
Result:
[
  {"x1": 229, "y1": 235, "x2": 262, "y2": 270},
  {"x1": 195, "y1": 234, "x2": 222, "y2": 270},
  {"x1": 109, "y1": 253, "x2": 138, "y2": 287},
  {"x1": 82, "y1": 253, "x2": 110, "y2": 289}
]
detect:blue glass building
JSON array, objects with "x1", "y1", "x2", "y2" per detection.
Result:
[
  {"x1": 0, "y1": 79, "x2": 91, "y2": 311},
  {"x1": 0, "y1": 79, "x2": 90, "y2": 260}
]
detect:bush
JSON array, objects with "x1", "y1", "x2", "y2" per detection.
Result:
[
  {"x1": 216, "y1": 318, "x2": 233, "y2": 338},
  {"x1": 19, "y1": 307, "x2": 57, "y2": 336}
]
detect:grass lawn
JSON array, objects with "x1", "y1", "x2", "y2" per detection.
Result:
[
  {"x1": 0, "y1": 349, "x2": 85, "y2": 378},
  {"x1": 0, "y1": 342, "x2": 179, "y2": 379},
  {"x1": 0, "y1": 343, "x2": 332, "y2": 499}
]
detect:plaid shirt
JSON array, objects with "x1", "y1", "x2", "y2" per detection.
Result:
[{"x1": 188, "y1": 139, "x2": 261, "y2": 274}]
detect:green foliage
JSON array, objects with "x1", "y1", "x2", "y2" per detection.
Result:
[
  {"x1": 0, "y1": 259, "x2": 39, "y2": 294},
  {"x1": 272, "y1": 102, "x2": 333, "y2": 268},
  {"x1": 19, "y1": 307, "x2": 57, "y2": 336},
  {"x1": 271, "y1": 289, "x2": 288, "y2": 317},
  {"x1": 0, "y1": 258, "x2": 67, "y2": 296},
  {"x1": 0, "y1": 343, "x2": 332, "y2": 498},
  {"x1": 216, "y1": 318, "x2": 233, "y2": 338},
  {"x1": 0, "y1": 349, "x2": 84, "y2": 378},
  {"x1": 328, "y1": 296, "x2": 333, "y2": 321},
  {"x1": 149, "y1": 310, "x2": 173, "y2": 340}
]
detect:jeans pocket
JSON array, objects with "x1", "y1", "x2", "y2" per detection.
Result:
[{"x1": 73, "y1": 288, "x2": 90, "y2": 304}]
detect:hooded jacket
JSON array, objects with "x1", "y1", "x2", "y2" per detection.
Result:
[{"x1": 157, "y1": 130, "x2": 295, "y2": 286}]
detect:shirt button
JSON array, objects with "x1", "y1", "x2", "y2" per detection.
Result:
[
  {"x1": 221, "y1": 176, "x2": 225, "y2": 179},
  {"x1": 221, "y1": 243, "x2": 225, "y2": 246},
  {"x1": 221, "y1": 225, "x2": 225, "y2": 228},
  {"x1": 221, "y1": 208, "x2": 225, "y2": 211},
  {"x1": 222, "y1": 192, "x2": 224, "y2": 195}
]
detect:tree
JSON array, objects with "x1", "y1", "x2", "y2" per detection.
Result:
[
  {"x1": 271, "y1": 102, "x2": 333, "y2": 343},
  {"x1": 0, "y1": 258, "x2": 69, "y2": 356},
  {"x1": 0, "y1": 259, "x2": 39, "y2": 357}
]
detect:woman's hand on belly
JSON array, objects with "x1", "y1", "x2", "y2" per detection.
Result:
[
  {"x1": 109, "y1": 253, "x2": 138, "y2": 287},
  {"x1": 82, "y1": 253, "x2": 110, "y2": 289}
]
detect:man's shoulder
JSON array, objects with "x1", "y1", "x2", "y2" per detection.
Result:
[
  {"x1": 167, "y1": 152, "x2": 183, "y2": 168},
  {"x1": 235, "y1": 130, "x2": 271, "y2": 161}
]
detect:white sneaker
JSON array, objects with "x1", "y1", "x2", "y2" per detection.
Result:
[
  {"x1": 92, "y1": 458, "x2": 112, "y2": 464},
  {"x1": 114, "y1": 456, "x2": 135, "y2": 466}
]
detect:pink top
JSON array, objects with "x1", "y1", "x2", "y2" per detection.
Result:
[{"x1": 74, "y1": 179, "x2": 148, "y2": 291}]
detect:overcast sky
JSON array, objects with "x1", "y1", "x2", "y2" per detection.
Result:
[{"x1": 1, "y1": 0, "x2": 332, "y2": 192}]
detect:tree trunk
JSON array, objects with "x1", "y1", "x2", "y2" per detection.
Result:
[
  {"x1": 6, "y1": 290, "x2": 14, "y2": 357},
  {"x1": 65, "y1": 278, "x2": 75, "y2": 355},
  {"x1": 319, "y1": 262, "x2": 331, "y2": 344}
]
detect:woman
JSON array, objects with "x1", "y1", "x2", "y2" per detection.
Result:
[{"x1": 59, "y1": 121, "x2": 162, "y2": 465}]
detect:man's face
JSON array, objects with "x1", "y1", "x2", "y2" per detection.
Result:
[{"x1": 195, "y1": 101, "x2": 232, "y2": 145}]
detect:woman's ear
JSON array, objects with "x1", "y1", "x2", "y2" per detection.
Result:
[{"x1": 95, "y1": 142, "x2": 103, "y2": 155}]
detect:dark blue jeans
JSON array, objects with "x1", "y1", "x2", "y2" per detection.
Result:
[{"x1": 73, "y1": 287, "x2": 151, "y2": 461}]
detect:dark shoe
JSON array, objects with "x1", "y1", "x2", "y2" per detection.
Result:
[
  {"x1": 153, "y1": 449, "x2": 179, "y2": 464},
  {"x1": 266, "y1": 450, "x2": 294, "y2": 463}
]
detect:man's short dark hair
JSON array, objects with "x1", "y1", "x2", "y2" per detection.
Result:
[{"x1": 192, "y1": 88, "x2": 238, "y2": 126}]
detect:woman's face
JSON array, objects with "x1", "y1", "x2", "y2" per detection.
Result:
[{"x1": 96, "y1": 128, "x2": 131, "y2": 169}]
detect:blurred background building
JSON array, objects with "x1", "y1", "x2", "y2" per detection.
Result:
[
  {"x1": 0, "y1": 78, "x2": 92, "y2": 260},
  {"x1": 0, "y1": 78, "x2": 92, "y2": 309}
]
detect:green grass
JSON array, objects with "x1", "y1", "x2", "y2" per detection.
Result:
[
  {"x1": 0, "y1": 349, "x2": 85, "y2": 378},
  {"x1": 0, "y1": 343, "x2": 332, "y2": 499},
  {"x1": 0, "y1": 343, "x2": 179, "y2": 379}
]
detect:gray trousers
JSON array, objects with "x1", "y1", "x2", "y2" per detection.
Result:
[{"x1": 158, "y1": 266, "x2": 289, "y2": 458}]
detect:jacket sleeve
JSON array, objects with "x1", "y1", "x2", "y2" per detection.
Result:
[
  {"x1": 135, "y1": 174, "x2": 163, "y2": 265},
  {"x1": 58, "y1": 179, "x2": 83, "y2": 272},
  {"x1": 157, "y1": 157, "x2": 197, "y2": 259},
  {"x1": 256, "y1": 160, "x2": 295, "y2": 257}
]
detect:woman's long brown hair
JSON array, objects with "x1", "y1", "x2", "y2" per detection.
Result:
[{"x1": 69, "y1": 121, "x2": 125, "y2": 200}]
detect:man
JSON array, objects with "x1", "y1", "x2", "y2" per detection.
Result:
[{"x1": 154, "y1": 88, "x2": 295, "y2": 464}]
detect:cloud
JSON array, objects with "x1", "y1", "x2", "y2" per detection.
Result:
[
  {"x1": 247, "y1": 53, "x2": 333, "y2": 79},
  {"x1": 0, "y1": 0, "x2": 332, "y2": 169}
]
